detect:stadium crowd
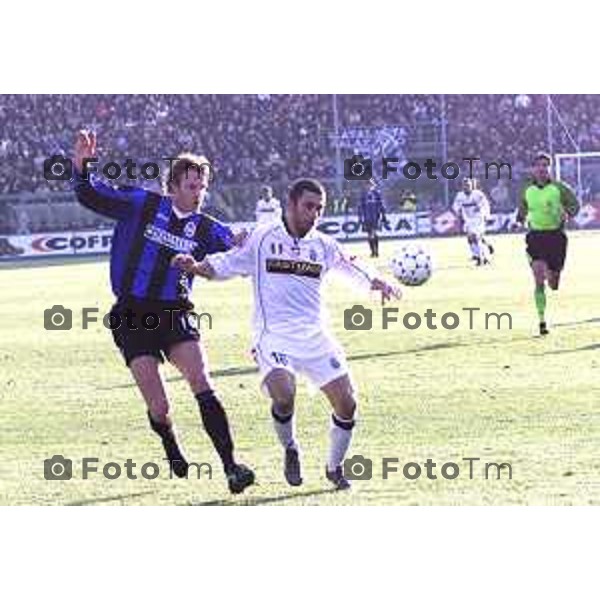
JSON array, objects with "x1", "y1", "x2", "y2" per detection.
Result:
[{"x1": 1, "y1": 94, "x2": 600, "y2": 232}]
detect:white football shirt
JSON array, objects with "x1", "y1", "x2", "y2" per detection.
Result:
[
  {"x1": 206, "y1": 220, "x2": 375, "y2": 355},
  {"x1": 255, "y1": 197, "x2": 282, "y2": 224},
  {"x1": 452, "y1": 189, "x2": 490, "y2": 222}
]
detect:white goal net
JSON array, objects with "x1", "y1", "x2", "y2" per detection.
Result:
[{"x1": 555, "y1": 151, "x2": 600, "y2": 203}]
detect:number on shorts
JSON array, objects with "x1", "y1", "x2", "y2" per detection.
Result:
[{"x1": 271, "y1": 352, "x2": 289, "y2": 366}]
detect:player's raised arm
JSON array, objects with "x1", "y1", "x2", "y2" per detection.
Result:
[{"x1": 72, "y1": 130, "x2": 147, "y2": 220}]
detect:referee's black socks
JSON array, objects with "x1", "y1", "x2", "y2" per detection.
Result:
[{"x1": 195, "y1": 390, "x2": 236, "y2": 473}]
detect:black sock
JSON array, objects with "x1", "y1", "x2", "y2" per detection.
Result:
[
  {"x1": 368, "y1": 238, "x2": 375, "y2": 256},
  {"x1": 147, "y1": 412, "x2": 188, "y2": 470},
  {"x1": 195, "y1": 390, "x2": 236, "y2": 473},
  {"x1": 373, "y1": 237, "x2": 379, "y2": 256}
]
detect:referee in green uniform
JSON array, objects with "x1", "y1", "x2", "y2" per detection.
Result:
[{"x1": 517, "y1": 153, "x2": 580, "y2": 335}]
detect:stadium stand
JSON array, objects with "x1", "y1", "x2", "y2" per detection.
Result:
[{"x1": 1, "y1": 94, "x2": 600, "y2": 232}]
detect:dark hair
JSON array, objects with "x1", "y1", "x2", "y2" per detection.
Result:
[
  {"x1": 288, "y1": 178, "x2": 326, "y2": 203},
  {"x1": 165, "y1": 153, "x2": 211, "y2": 193},
  {"x1": 533, "y1": 152, "x2": 552, "y2": 165}
]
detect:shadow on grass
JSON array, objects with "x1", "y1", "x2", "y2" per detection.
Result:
[
  {"x1": 348, "y1": 341, "x2": 462, "y2": 362},
  {"x1": 539, "y1": 342, "x2": 600, "y2": 355},
  {"x1": 188, "y1": 487, "x2": 338, "y2": 506},
  {"x1": 65, "y1": 490, "x2": 155, "y2": 506},
  {"x1": 98, "y1": 364, "x2": 259, "y2": 390},
  {"x1": 554, "y1": 317, "x2": 600, "y2": 329},
  {"x1": 99, "y1": 336, "x2": 530, "y2": 391}
]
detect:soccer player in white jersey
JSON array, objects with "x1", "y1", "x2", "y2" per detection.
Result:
[
  {"x1": 255, "y1": 185, "x2": 282, "y2": 224},
  {"x1": 172, "y1": 178, "x2": 400, "y2": 490},
  {"x1": 452, "y1": 178, "x2": 494, "y2": 265}
]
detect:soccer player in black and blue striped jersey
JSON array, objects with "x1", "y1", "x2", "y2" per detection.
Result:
[
  {"x1": 358, "y1": 179, "x2": 388, "y2": 258},
  {"x1": 72, "y1": 130, "x2": 254, "y2": 494}
]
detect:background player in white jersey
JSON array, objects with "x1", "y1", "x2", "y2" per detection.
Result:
[
  {"x1": 172, "y1": 179, "x2": 400, "y2": 490},
  {"x1": 255, "y1": 185, "x2": 282, "y2": 224},
  {"x1": 452, "y1": 177, "x2": 494, "y2": 266}
]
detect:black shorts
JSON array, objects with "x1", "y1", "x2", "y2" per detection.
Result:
[
  {"x1": 362, "y1": 223, "x2": 378, "y2": 234},
  {"x1": 526, "y1": 230, "x2": 568, "y2": 272},
  {"x1": 109, "y1": 298, "x2": 200, "y2": 367}
]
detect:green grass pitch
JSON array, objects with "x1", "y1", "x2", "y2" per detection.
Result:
[{"x1": 1, "y1": 231, "x2": 598, "y2": 505}]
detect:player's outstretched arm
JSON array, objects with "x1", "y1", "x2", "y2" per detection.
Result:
[
  {"x1": 175, "y1": 225, "x2": 259, "y2": 282},
  {"x1": 171, "y1": 254, "x2": 216, "y2": 279},
  {"x1": 72, "y1": 130, "x2": 146, "y2": 220},
  {"x1": 370, "y1": 277, "x2": 402, "y2": 306},
  {"x1": 328, "y1": 239, "x2": 401, "y2": 305}
]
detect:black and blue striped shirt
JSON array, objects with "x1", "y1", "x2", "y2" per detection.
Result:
[{"x1": 73, "y1": 172, "x2": 233, "y2": 305}]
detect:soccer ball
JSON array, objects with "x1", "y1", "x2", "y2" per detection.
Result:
[{"x1": 390, "y1": 243, "x2": 432, "y2": 286}]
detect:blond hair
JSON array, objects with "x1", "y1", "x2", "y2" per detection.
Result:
[{"x1": 164, "y1": 153, "x2": 212, "y2": 194}]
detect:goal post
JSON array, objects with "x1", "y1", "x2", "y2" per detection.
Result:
[{"x1": 555, "y1": 151, "x2": 600, "y2": 202}]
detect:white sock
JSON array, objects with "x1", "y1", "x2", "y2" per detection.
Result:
[
  {"x1": 272, "y1": 408, "x2": 298, "y2": 450},
  {"x1": 328, "y1": 414, "x2": 354, "y2": 471}
]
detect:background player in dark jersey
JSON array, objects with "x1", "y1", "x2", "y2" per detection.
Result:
[
  {"x1": 358, "y1": 179, "x2": 388, "y2": 258},
  {"x1": 517, "y1": 153, "x2": 580, "y2": 336},
  {"x1": 72, "y1": 130, "x2": 254, "y2": 494}
]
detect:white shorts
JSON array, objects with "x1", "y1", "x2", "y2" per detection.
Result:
[
  {"x1": 464, "y1": 219, "x2": 486, "y2": 236},
  {"x1": 251, "y1": 333, "x2": 350, "y2": 390}
]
